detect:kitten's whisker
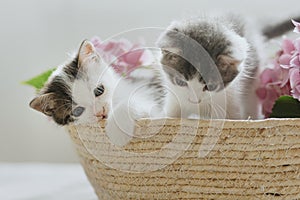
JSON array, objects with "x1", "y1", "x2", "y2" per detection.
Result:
[{"x1": 210, "y1": 102, "x2": 228, "y2": 119}]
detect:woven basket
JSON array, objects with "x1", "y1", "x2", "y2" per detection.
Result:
[{"x1": 67, "y1": 118, "x2": 300, "y2": 199}]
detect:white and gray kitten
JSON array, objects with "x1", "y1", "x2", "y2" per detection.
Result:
[
  {"x1": 30, "y1": 40, "x2": 165, "y2": 146},
  {"x1": 156, "y1": 14, "x2": 296, "y2": 120}
]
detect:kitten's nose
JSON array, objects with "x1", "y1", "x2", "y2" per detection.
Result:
[
  {"x1": 95, "y1": 106, "x2": 107, "y2": 119},
  {"x1": 95, "y1": 112, "x2": 107, "y2": 119}
]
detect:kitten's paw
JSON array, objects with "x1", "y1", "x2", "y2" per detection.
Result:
[
  {"x1": 105, "y1": 105, "x2": 136, "y2": 147},
  {"x1": 105, "y1": 120, "x2": 133, "y2": 147}
]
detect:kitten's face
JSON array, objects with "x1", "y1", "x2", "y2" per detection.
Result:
[
  {"x1": 160, "y1": 49, "x2": 240, "y2": 104},
  {"x1": 162, "y1": 60, "x2": 212, "y2": 104},
  {"x1": 158, "y1": 26, "x2": 242, "y2": 104},
  {"x1": 30, "y1": 40, "x2": 110, "y2": 125}
]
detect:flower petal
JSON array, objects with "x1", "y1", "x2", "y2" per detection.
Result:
[
  {"x1": 262, "y1": 87, "x2": 280, "y2": 117},
  {"x1": 280, "y1": 68, "x2": 290, "y2": 87},
  {"x1": 290, "y1": 68, "x2": 300, "y2": 88},
  {"x1": 260, "y1": 68, "x2": 278, "y2": 84},
  {"x1": 121, "y1": 49, "x2": 144, "y2": 66},
  {"x1": 282, "y1": 39, "x2": 295, "y2": 54},
  {"x1": 292, "y1": 19, "x2": 300, "y2": 33},
  {"x1": 294, "y1": 38, "x2": 300, "y2": 53},
  {"x1": 292, "y1": 85, "x2": 300, "y2": 100},
  {"x1": 256, "y1": 87, "x2": 267, "y2": 100},
  {"x1": 290, "y1": 55, "x2": 300, "y2": 68},
  {"x1": 289, "y1": 67, "x2": 300, "y2": 100},
  {"x1": 279, "y1": 54, "x2": 292, "y2": 65}
]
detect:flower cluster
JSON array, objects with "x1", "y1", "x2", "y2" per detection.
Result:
[
  {"x1": 91, "y1": 36, "x2": 153, "y2": 77},
  {"x1": 256, "y1": 20, "x2": 300, "y2": 117}
]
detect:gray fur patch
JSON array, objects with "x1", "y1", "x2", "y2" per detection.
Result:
[{"x1": 156, "y1": 14, "x2": 256, "y2": 90}]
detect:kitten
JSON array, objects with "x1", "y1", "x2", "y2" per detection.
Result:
[
  {"x1": 156, "y1": 14, "x2": 295, "y2": 120},
  {"x1": 30, "y1": 40, "x2": 165, "y2": 146}
]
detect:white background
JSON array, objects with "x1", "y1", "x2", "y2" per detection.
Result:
[{"x1": 0, "y1": 0, "x2": 299, "y2": 162}]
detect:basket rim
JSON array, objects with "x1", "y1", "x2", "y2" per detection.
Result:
[{"x1": 68, "y1": 118, "x2": 300, "y2": 129}]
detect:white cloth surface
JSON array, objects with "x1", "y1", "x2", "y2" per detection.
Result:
[{"x1": 0, "y1": 163, "x2": 98, "y2": 200}]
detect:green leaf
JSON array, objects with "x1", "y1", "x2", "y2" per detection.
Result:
[
  {"x1": 270, "y1": 95, "x2": 300, "y2": 118},
  {"x1": 22, "y1": 68, "x2": 56, "y2": 91}
]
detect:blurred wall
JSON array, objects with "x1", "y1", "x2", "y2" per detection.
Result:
[{"x1": 0, "y1": 0, "x2": 299, "y2": 162}]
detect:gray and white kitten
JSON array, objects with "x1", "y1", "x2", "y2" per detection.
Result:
[
  {"x1": 156, "y1": 14, "x2": 295, "y2": 120},
  {"x1": 30, "y1": 40, "x2": 165, "y2": 146}
]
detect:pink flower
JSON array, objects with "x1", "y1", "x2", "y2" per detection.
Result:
[
  {"x1": 292, "y1": 19, "x2": 300, "y2": 33},
  {"x1": 256, "y1": 69, "x2": 290, "y2": 117},
  {"x1": 278, "y1": 54, "x2": 292, "y2": 66},
  {"x1": 256, "y1": 81, "x2": 292, "y2": 117},
  {"x1": 291, "y1": 55, "x2": 300, "y2": 68},
  {"x1": 290, "y1": 68, "x2": 300, "y2": 100},
  {"x1": 90, "y1": 36, "x2": 153, "y2": 77},
  {"x1": 260, "y1": 87, "x2": 280, "y2": 117},
  {"x1": 119, "y1": 49, "x2": 144, "y2": 66},
  {"x1": 260, "y1": 68, "x2": 280, "y2": 85},
  {"x1": 256, "y1": 20, "x2": 300, "y2": 118},
  {"x1": 256, "y1": 87, "x2": 267, "y2": 100},
  {"x1": 275, "y1": 62, "x2": 290, "y2": 87},
  {"x1": 282, "y1": 39, "x2": 295, "y2": 54},
  {"x1": 294, "y1": 38, "x2": 300, "y2": 53}
]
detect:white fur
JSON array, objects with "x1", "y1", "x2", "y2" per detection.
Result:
[
  {"x1": 163, "y1": 14, "x2": 265, "y2": 120},
  {"x1": 165, "y1": 76, "x2": 233, "y2": 119},
  {"x1": 223, "y1": 28, "x2": 249, "y2": 72},
  {"x1": 71, "y1": 43, "x2": 164, "y2": 146}
]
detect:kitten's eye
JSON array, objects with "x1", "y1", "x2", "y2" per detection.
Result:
[
  {"x1": 72, "y1": 106, "x2": 85, "y2": 117},
  {"x1": 94, "y1": 84, "x2": 105, "y2": 97},
  {"x1": 203, "y1": 83, "x2": 218, "y2": 91},
  {"x1": 174, "y1": 77, "x2": 188, "y2": 87}
]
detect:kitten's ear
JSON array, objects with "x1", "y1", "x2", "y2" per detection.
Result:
[
  {"x1": 78, "y1": 40, "x2": 97, "y2": 64},
  {"x1": 29, "y1": 93, "x2": 56, "y2": 116},
  {"x1": 217, "y1": 55, "x2": 242, "y2": 70},
  {"x1": 162, "y1": 47, "x2": 182, "y2": 55},
  {"x1": 217, "y1": 55, "x2": 241, "y2": 84}
]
